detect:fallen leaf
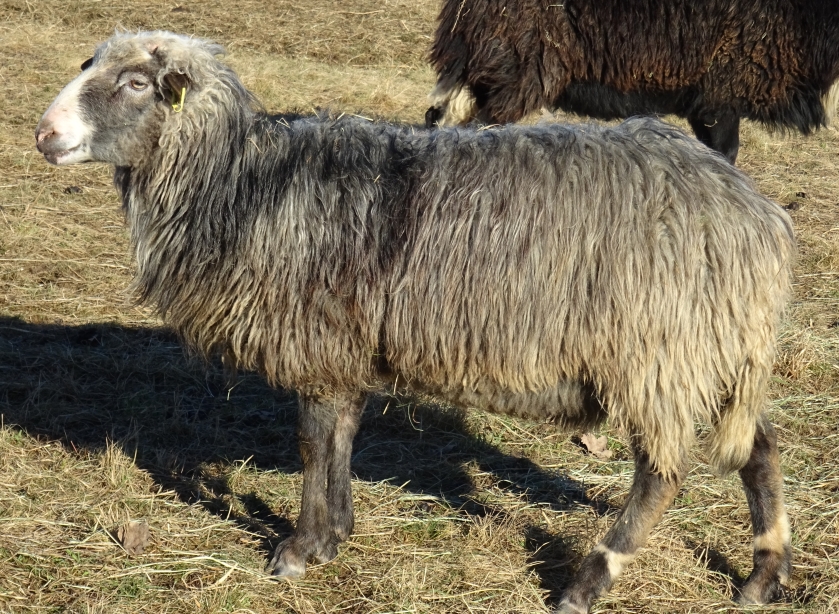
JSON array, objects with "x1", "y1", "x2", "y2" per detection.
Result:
[
  {"x1": 117, "y1": 520, "x2": 151, "y2": 555},
  {"x1": 580, "y1": 433, "x2": 613, "y2": 459}
]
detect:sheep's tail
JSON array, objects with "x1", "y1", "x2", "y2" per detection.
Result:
[
  {"x1": 706, "y1": 192, "x2": 794, "y2": 476},
  {"x1": 706, "y1": 351, "x2": 774, "y2": 475}
]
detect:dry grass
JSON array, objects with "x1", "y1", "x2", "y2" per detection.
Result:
[{"x1": 1, "y1": 1, "x2": 838, "y2": 612}]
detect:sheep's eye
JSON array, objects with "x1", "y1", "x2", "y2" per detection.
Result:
[{"x1": 127, "y1": 79, "x2": 149, "y2": 91}]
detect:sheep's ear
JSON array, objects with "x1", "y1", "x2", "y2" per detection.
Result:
[
  {"x1": 159, "y1": 71, "x2": 191, "y2": 112},
  {"x1": 80, "y1": 57, "x2": 93, "y2": 71}
]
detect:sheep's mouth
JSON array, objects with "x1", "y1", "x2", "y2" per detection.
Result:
[
  {"x1": 44, "y1": 146, "x2": 78, "y2": 165},
  {"x1": 41, "y1": 145, "x2": 84, "y2": 166}
]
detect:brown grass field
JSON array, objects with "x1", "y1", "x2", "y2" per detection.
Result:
[{"x1": 1, "y1": 1, "x2": 838, "y2": 612}]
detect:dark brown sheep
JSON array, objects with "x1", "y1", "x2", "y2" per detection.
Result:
[{"x1": 427, "y1": 0, "x2": 839, "y2": 163}]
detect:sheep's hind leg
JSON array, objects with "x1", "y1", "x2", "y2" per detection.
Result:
[
  {"x1": 267, "y1": 394, "x2": 364, "y2": 578},
  {"x1": 736, "y1": 414, "x2": 791, "y2": 604},
  {"x1": 555, "y1": 447, "x2": 684, "y2": 614}
]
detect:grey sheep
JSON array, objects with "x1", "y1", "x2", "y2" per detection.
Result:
[{"x1": 36, "y1": 32, "x2": 795, "y2": 613}]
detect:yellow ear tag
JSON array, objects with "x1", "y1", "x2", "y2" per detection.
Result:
[{"x1": 171, "y1": 87, "x2": 186, "y2": 113}]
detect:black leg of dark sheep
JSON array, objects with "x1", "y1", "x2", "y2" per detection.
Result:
[
  {"x1": 688, "y1": 110, "x2": 741, "y2": 166},
  {"x1": 36, "y1": 31, "x2": 796, "y2": 613}
]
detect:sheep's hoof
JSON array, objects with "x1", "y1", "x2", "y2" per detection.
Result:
[
  {"x1": 266, "y1": 537, "x2": 340, "y2": 578},
  {"x1": 313, "y1": 540, "x2": 339, "y2": 564},
  {"x1": 734, "y1": 574, "x2": 784, "y2": 605},
  {"x1": 266, "y1": 541, "x2": 307, "y2": 579},
  {"x1": 552, "y1": 599, "x2": 588, "y2": 614}
]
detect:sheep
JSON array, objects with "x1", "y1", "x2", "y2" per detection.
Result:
[
  {"x1": 426, "y1": 0, "x2": 839, "y2": 164},
  {"x1": 35, "y1": 31, "x2": 795, "y2": 613}
]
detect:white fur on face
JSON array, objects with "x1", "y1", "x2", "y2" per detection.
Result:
[
  {"x1": 427, "y1": 82, "x2": 478, "y2": 126},
  {"x1": 36, "y1": 70, "x2": 96, "y2": 165},
  {"x1": 822, "y1": 80, "x2": 839, "y2": 127}
]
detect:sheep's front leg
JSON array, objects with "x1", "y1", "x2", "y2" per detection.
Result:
[
  {"x1": 736, "y1": 414, "x2": 791, "y2": 604},
  {"x1": 556, "y1": 448, "x2": 684, "y2": 614},
  {"x1": 687, "y1": 108, "x2": 741, "y2": 164},
  {"x1": 267, "y1": 393, "x2": 364, "y2": 578}
]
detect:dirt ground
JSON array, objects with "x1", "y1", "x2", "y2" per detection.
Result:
[{"x1": 1, "y1": 1, "x2": 837, "y2": 612}]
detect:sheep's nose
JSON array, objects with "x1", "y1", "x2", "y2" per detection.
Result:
[
  {"x1": 425, "y1": 106, "x2": 443, "y2": 129},
  {"x1": 35, "y1": 122, "x2": 56, "y2": 151}
]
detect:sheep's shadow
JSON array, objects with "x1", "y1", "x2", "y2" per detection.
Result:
[
  {"x1": 525, "y1": 526, "x2": 584, "y2": 605},
  {"x1": 686, "y1": 540, "x2": 746, "y2": 587},
  {"x1": 0, "y1": 315, "x2": 614, "y2": 592}
]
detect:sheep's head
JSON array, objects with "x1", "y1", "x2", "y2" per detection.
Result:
[
  {"x1": 425, "y1": 81, "x2": 479, "y2": 128},
  {"x1": 35, "y1": 31, "x2": 224, "y2": 167}
]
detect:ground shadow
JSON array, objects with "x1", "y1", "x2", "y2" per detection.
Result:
[
  {"x1": 526, "y1": 526, "x2": 583, "y2": 606},
  {"x1": 686, "y1": 539, "x2": 746, "y2": 587},
  {"x1": 1, "y1": 314, "x2": 619, "y2": 594},
  {"x1": 685, "y1": 539, "x2": 801, "y2": 607}
]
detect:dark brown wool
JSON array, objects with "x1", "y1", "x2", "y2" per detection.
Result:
[
  {"x1": 427, "y1": 0, "x2": 839, "y2": 163},
  {"x1": 36, "y1": 32, "x2": 796, "y2": 613}
]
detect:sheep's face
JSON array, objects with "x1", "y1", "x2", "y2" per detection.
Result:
[
  {"x1": 425, "y1": 82, "x2": 479, "y2": 128},
  {"x1": 35, "y1": 34, "x2": 198, "y2": 167}
]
